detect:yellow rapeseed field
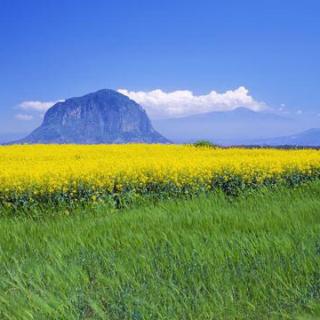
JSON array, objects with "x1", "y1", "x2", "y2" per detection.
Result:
[{"x1": 0, "y1": 144, "x2": 320, "y2": 205}]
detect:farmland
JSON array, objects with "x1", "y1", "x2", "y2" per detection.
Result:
[
  {"x1": 1, "y1": 181, "x2": 320, "y2": 319},
  {"x1": 1, "y1": 145, "x2": 320, "y2": 319},
  {"x1": 1, "y1": 144, "x2": 320, "y2": 210}
]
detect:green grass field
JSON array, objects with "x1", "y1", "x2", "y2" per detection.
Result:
[{"x1": 1, "y1": 182, "x2": 320, "y2": 319}]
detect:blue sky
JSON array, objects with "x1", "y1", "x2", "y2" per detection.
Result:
[{"x1": 1, "y1": 0, "x2": 320, "y2": 133}]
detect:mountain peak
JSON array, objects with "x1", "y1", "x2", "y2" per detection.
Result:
[
  {"x1": 17, "y1": 90, "x2": 169, "y2": 144},
  {"x1": 64, "y1": 89, "x2": 136, "y2": 106}
]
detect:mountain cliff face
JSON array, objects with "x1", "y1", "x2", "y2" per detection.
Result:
[{"x1": 18, "y1": 89, "x2": 169, "y2": 144}]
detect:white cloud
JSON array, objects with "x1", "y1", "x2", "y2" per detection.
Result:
[
  {"x1": 118, "y1": 87, "x2": 267, "y2": 119},
  {"x1": 15, "y1": 113, "x2": 34, "y2": 121},
  {"x1": 18, "y1": 100, "x2": 62, "y2": 112},
  {"x1": 278, "y1": 103, "x2": 286, "y2": 112}
]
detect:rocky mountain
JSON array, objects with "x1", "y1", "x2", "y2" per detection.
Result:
[{"x1": 17, "y1": 89, "x2": 169, "y2": 144}]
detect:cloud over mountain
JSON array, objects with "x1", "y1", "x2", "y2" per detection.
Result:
[
  {"x1": 19, "y1": 100, "x2": 62, "y2": 112},
  {"x1": 15, "y1": 113, "x2": 34, "y2": 121},
  {"x1": 118, "y1": 87, "x2": 266, "y2": 119},
  {"x1": 15, "y1": 87, "x2": 266, "y2": 121}
]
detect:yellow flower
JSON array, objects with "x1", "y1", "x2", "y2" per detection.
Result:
[{"x1": 0, "y1": 144, "x2": 319, "y2": 202}]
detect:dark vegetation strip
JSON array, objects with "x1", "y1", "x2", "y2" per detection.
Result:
[{"x1": 1, "y1": 169, "x2": 320, "y2": 216}]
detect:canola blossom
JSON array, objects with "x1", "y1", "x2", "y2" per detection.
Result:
[{"x1": 0, "y1": 144, "x2": 320, "y2": 207}]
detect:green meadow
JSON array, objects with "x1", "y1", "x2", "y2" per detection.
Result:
[{"x1": 1, "y1": 182, "x2": 320, "y2": 319}]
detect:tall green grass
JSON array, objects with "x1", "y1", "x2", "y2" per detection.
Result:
[{"x1": 1, "y1": 182, "x2": 320, "y2": 319}]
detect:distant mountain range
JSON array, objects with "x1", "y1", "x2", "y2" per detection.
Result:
[
  {"x1": 14, "y1": 89, "x2": 169, "y2": 144},
  {"x1": 0, "y1": 132, "x2": 26, "y2": 144},
  {"x1": 153, "y1": 107, "x2": 318, "y2": 145},
  {"x1": 251, "y1": 128, "x2": 320, "y2": 147}
]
